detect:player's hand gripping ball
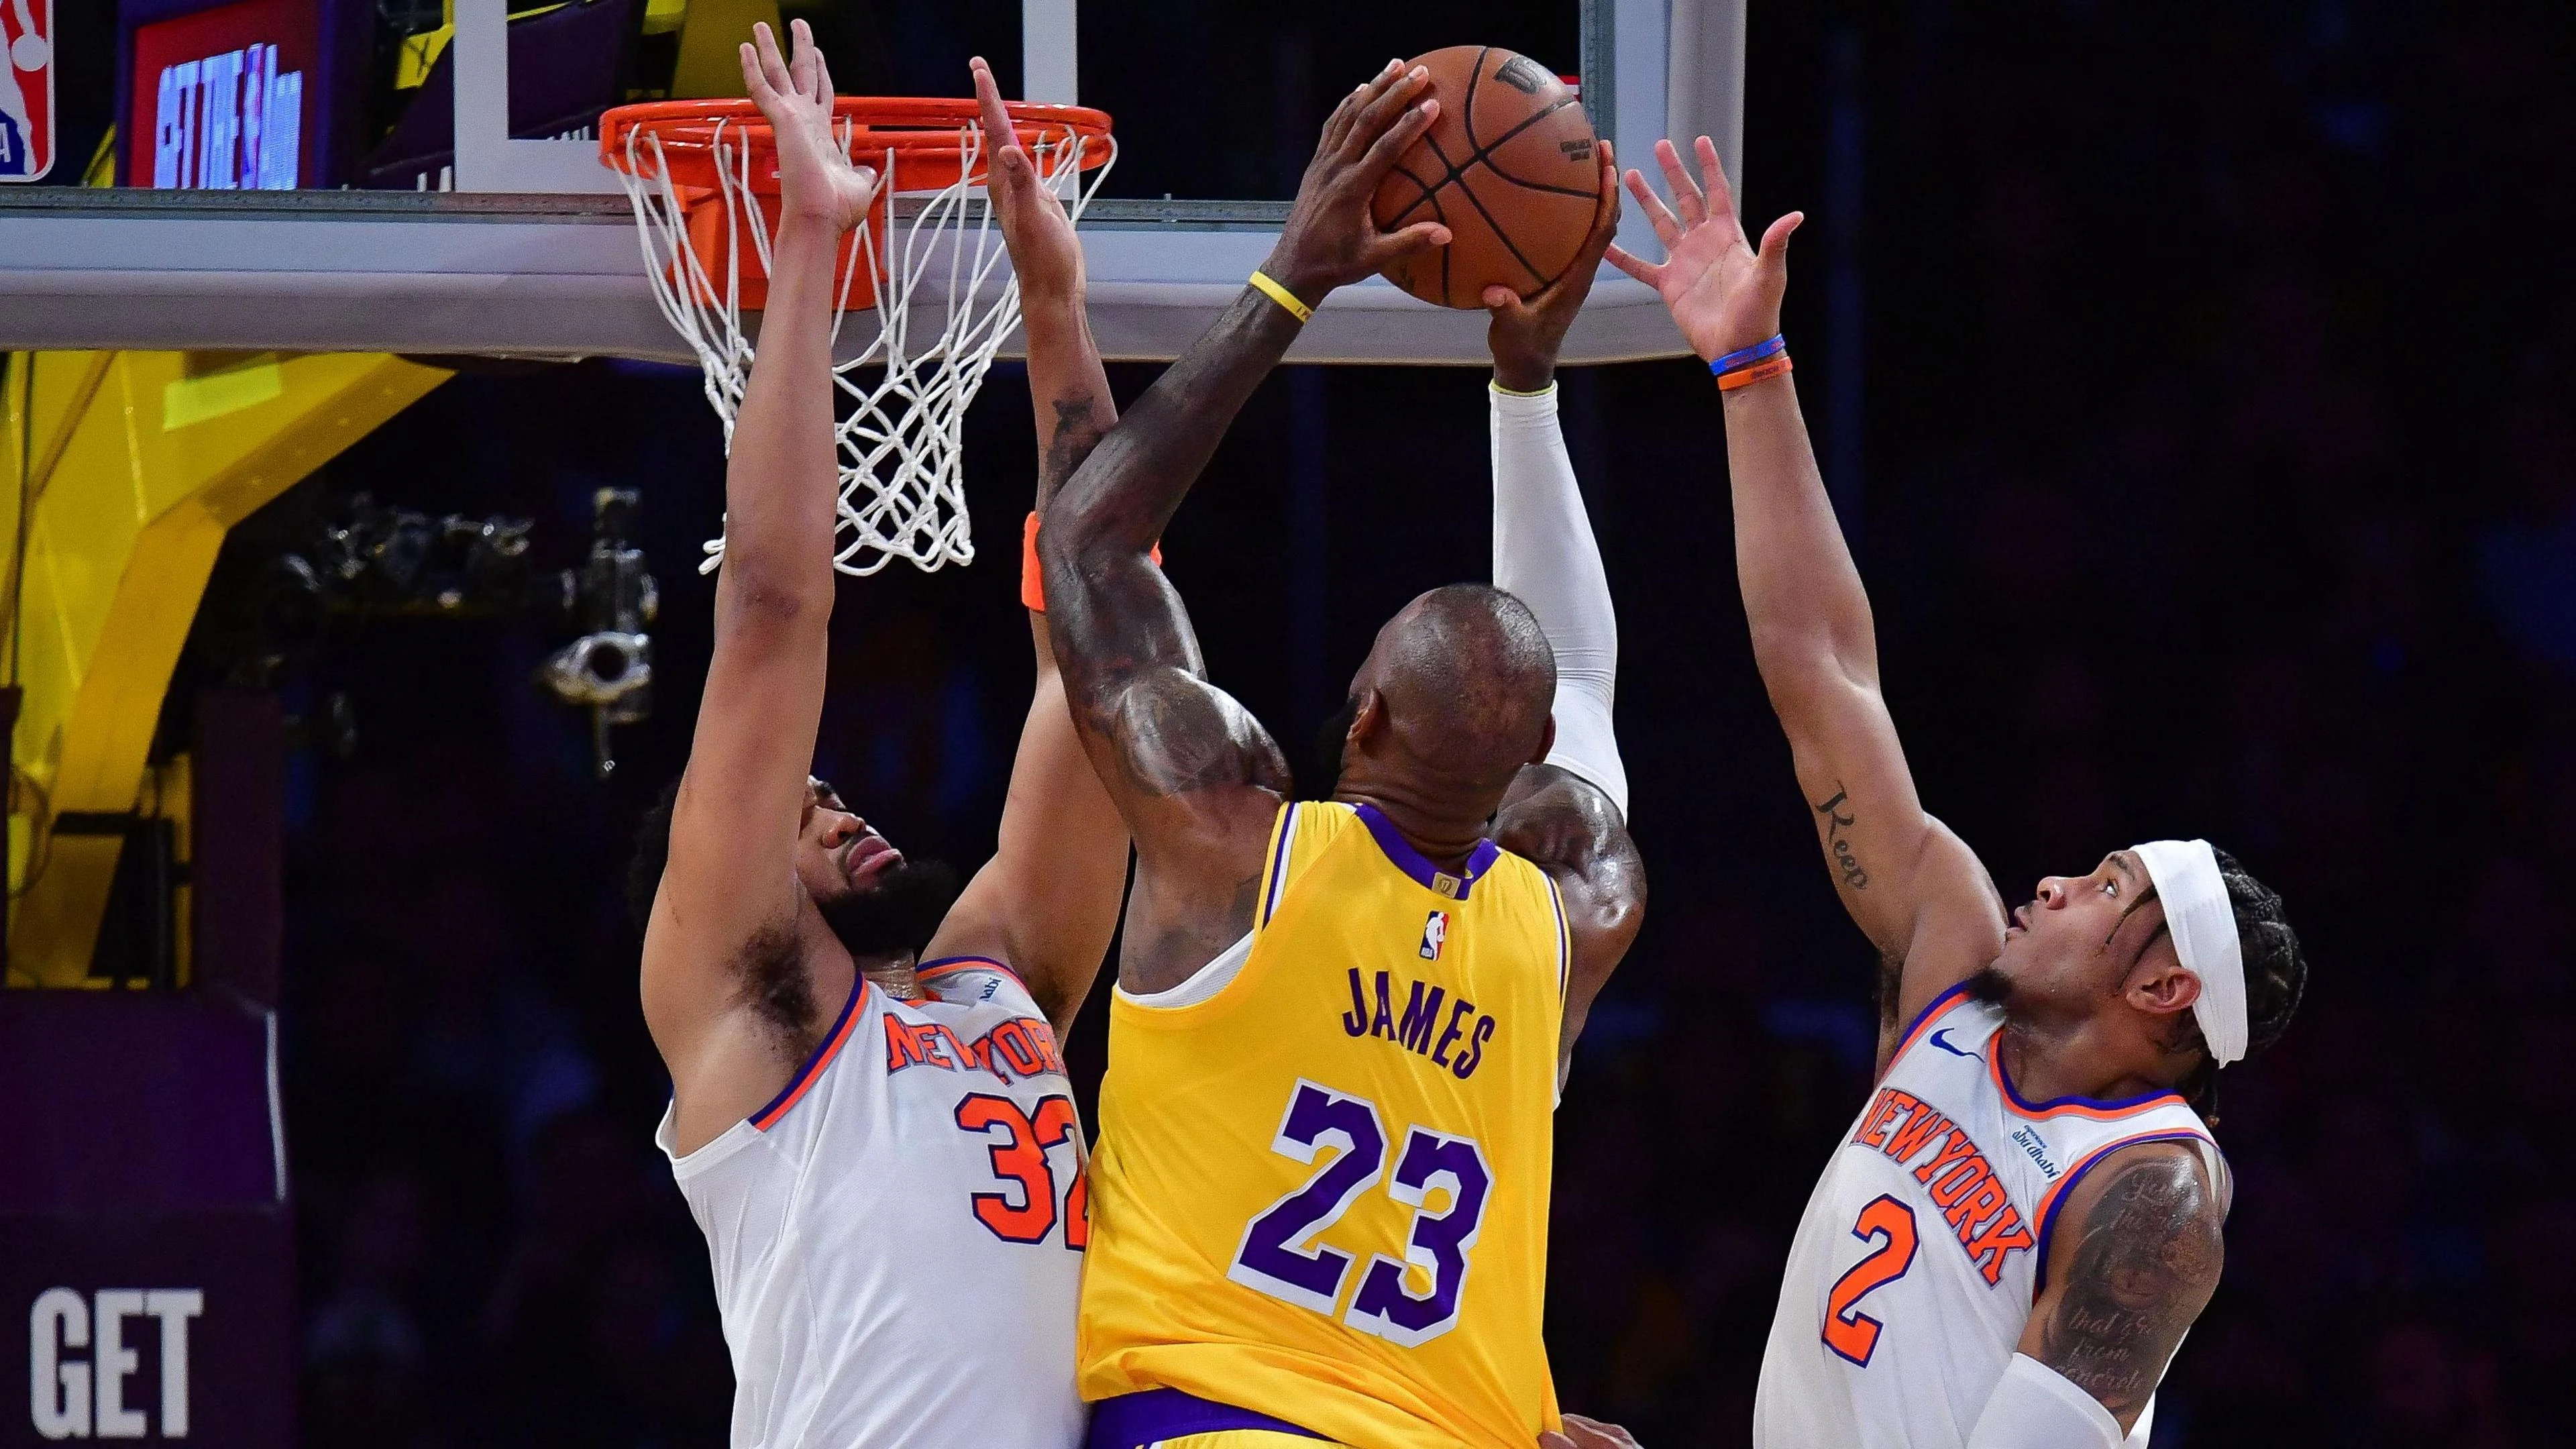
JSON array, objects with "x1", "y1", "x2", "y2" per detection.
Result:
[{"x1": 1370, "y1": 46, "x2": 1602, "y2": 309}]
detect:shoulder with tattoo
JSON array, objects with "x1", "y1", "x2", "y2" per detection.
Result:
[
  {"x1": 1495, "y1": 763, "x2": 1645, "y2": 967},
  {"x1": 1497, "y1": 765, "x2": 1638, "y2": 892},
  {"x1": 1087, "y1": 669, "x2": 1293, "y2": 800},
  {"x1": 2030, "y1": 1140, "x2": 2225, "y2": 1426}
]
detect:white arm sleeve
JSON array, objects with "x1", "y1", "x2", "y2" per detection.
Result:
[
  {"x1": 1965, "y1": 1354, "x2": 2125, "y2": 1449},
  {"x1": 1491, "y1": 381, "x2": 1629, "y2": 820}
]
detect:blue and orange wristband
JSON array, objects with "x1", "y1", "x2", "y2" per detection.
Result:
[{"x1": 1711, "y1": 333, "x2": 1793, "y2": 391}]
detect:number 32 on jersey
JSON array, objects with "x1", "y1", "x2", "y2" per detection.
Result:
[
  {"x1": 954, "y1": 1091, "x2": 1089, "y2": 1249},
  {"x1": 1225, "y1": 1078, "x2": 1495, "y2": 1347}
]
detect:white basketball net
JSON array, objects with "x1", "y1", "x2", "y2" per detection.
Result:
[{"x1": 614, "y1": 117, "x2": 1115, "y2": 576}]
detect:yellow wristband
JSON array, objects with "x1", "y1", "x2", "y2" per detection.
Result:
[{"x1": 1248, "y1": 270, "x2": 1315, "y2": 324}]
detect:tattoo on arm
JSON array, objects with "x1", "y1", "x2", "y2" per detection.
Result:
[
  {"x1": 1093, "y1": 674, "x2": 1289, "y2": 800},
  {"x1": 1496, "y1": 764, "x2": 1625, "y2": 875},
  {"x1": 1038, "y1": 397, "x2": 1106, "y2": 506},
  {"x1": 1041, "y1": 286, "x2": 1305, "y2": 843},
  {"x1": 1816, "y1": 786, "x2": 1870, "y2": 890},
  {"x1": 2035, "y1": 1153, "x2": 2222, "y2": 1424},
  {"x1": 1496, "y1": 765, "x2": 1646, "y2": 1056}
]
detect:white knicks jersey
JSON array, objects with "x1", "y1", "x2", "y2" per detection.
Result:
[
  {"x1": 657, "y1": 956, "x2": 1089, "y2": 1449},
  {"x1": 1754, "y1": 982, "x2": 2228, "y2": 1449}
]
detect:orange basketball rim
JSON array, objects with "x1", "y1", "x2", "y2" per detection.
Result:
[{"x1": 600, "y1": 97, "x2": 1116, "y2": 311}]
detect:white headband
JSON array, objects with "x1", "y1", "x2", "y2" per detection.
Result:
[{"x1": 2130, "y1": 839, "x2": 2248, "y2": 1067}]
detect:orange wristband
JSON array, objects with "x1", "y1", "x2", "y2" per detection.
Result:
[
  {"x1": 1022, "y1": 512, "x2": 1161, "y2": 613},
  {"x1": 1717, "y1": 354, "x2": 1794, "y2": 392}
]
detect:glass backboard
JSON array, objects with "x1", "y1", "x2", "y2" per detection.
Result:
[
  {"x1": 1067, "y1": 1, "x2": 1583, "y2": 204},
  {"x1": 0, "y1": 0, "x2": 1744, "y2": 362}
]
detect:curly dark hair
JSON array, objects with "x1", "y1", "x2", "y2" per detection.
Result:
[
  {"x1": 626, "y1": 774, "x2": 684, "y2": 934},
  {"x1": 2179, "y1": 845, "x2": 2308, "y2": 1118}
]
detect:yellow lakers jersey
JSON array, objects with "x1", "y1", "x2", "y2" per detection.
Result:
[{"x1": 1079, "y1": 800, "x2": 1569, "y2": 1448}]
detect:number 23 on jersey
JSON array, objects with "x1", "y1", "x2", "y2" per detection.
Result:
[{"x1": 1224, "y1": 1078, "x2": 1496, "y2": 1347}]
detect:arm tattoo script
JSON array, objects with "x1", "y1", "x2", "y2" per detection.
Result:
[
  {"x1": 2036, "y1": 1152, "x2": 2222, "y2": 1422},
  {"x1": 1815, "y1": 786, "x2": 1870, "y2": 890}
]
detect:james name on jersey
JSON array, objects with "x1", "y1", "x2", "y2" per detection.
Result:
[{"x1": 1338, "y1": 964, "x2": 1501, "y2": 1079}]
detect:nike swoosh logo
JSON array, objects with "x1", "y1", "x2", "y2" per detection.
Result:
[{"x1": 1928, "y1": 1028, "x2": 1982, "y2": 1060}]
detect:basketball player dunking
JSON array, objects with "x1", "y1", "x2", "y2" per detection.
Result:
[
  {"x1": 1041, "y1": 62, "x2": 1646, "y2": 1449},
  {"x1": 631, "y1": 25, "x2": 1133, "y2": 1448},
  {"x1": 1609, "y1": 138, "x2": 2311, "y2": 1448}
]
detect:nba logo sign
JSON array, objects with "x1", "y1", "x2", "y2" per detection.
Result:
[
  {"x1": 1419, "y1": 910, "x2": 1450, "y2": 961},
  {"x1": 0, "y1": 0, "x2": 52, "y2": 181}
]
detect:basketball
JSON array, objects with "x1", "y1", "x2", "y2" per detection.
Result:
[{"x1": 1370, "y1": 46, "x2": 1602, "y2": 309}]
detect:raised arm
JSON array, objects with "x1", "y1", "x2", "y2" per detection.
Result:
[
  {"x1": 1040, "y1": 60, "x2": 1448, "y2": 994},
  {"x1": 640, "y1": 23, "x2": 879, "y2": 1092},
  {"x1": 1480, "y1": 146, "x2": 1646, "y2": 1078},
  {"x1": 919, "y1": 58, "x2": 1127, "y2": 1036},
  {"x1": 1609, "y1": 138, "x2": 2003, "y2": 1063}
]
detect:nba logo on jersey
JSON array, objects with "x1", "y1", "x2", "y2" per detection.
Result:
[
  {"x1": 1419, "y1": 910, "x2": 1450, "y2": 961},
  {"x1": 0, "y1": 0, "x2": 54, "y2": 181}
]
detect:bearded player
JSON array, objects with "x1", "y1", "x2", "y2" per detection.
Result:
[
  {"x1": 1607, "y1": 138, "x2": 2310, "y2": 1448},
  {"x1": 631, "y1": 27, "x2": 1132, "y2": 1448},
  {"x1": 1041, "y1": 61, "x2": 1646, "y2": 1449}
]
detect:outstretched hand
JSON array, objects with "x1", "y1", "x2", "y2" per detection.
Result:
[
  {"x1": 1540, "y1": 1413, "x2": 1645, "y2": 1449},
  {"x1": 740, "y1": 19, "x2": 878, "y2": 232},
  {"x1": 972, "y1": 55, "x2": 1084, "y2": 307},
  {"x1": 1485, "y1": 139, "x2": 1621, "y2": 390},
  {"x1": 1261, "y1": 60, "x2": 1454, "y2": 307},
  {"x1": 1605, "y1": 136, "x2": 1801, "y2": 364}
]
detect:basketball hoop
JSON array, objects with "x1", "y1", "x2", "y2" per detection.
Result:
[{"x1": 600, "y1": 97, "x2": 1116, "y2": 576}]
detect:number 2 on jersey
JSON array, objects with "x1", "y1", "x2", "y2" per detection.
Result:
[
  {"x1": 1227, "y1": 1079, "x2": 1493, "y2": 1346},
  {"x1": 1821, "y1": 1194, "x2": 1918, "y2": 1366},
  {"x1": 954, "y1": 1092, "x2": 1087, "y2": 1249}
]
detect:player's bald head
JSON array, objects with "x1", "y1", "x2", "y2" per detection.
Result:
[{"x1": 1351, "y1": 584, "x2": 1556, "y2": 790}]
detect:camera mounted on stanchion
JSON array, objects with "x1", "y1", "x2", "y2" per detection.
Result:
[
  {"x1": 191, "y1": 487, "x2": 661, "y2": 778},
  {"x1": 539, "y1": 489, "x2": 659, "y2": 778}
]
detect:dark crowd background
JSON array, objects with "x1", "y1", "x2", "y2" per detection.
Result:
[{"x1": 267, "y1": 2, "x2": 2576, "y2": 1446}]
